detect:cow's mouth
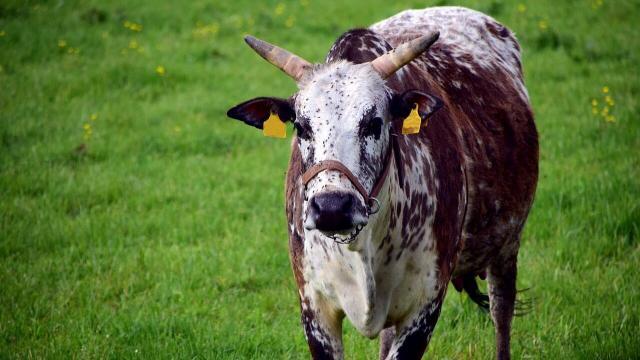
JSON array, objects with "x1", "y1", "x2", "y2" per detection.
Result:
[{"x1": 322, "y1": 224, "x2": 365, "y2": 244}]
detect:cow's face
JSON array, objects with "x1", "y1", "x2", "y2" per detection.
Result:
[
  {"x1": 294, "y1": 62, "x2": 389, "y2": 238},
  {"x1": 227, "y1": 34, "x2": 441, "y2": 241}
]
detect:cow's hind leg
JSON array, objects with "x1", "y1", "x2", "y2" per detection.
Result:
[{"x1": 487, "y1": 253, "x2": 518, "y2": 360}]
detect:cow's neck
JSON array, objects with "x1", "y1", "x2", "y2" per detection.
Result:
[{"x1": 307, "y1": 148, "x2": 421, "y2": 336}]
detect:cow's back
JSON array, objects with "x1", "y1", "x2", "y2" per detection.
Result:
[
  {"x1": 371, "y1": 7, "x2": 528, "y2": 100},
  {"x1": 373, "y1": 7, "x2": 539, "y2": 274}
]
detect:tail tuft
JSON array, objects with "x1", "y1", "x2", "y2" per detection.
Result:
[
  {"x1": 459, "y1": 275, "x2": 534, "y2": 316},
  {"x1": 514, "y1": 287, "x2": 534, "y2": 316},
  {"x1": 462, "y1": 274, "x2": 490, "y2": 310}
]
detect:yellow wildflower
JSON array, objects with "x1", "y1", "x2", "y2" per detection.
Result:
[
  {"x1": 58, "y1": 39, "x2": 67, "y2": 48},
  {"x1": 156, "y1": 65, "x2": 166, "y2": 76},
  {"x1": 591, "y1": 108, "x2": 598, "y2": 115},
  {"x1": 90, "y1": 113, "x2": 98, "y2": 121},
  {"x1": 123, "y1": 20, "x2": 143, "y2": 32},
  {"x1": 591, "y1": 99, "x2": 598, "y2": 107},
  {"x1": 517, "y1": 4, "x2": 527, "y2": 13},
  {"x1": 193, "y1": 22, "x2": 219, "y2": 38},
  {"x1": 285, "y1": 16, "x2": 295, "y2": 28},
  {"x1": 83, "y1": 123, "x2": 93, "y2": 140},
  {"x1": 605, "y1": 95, "x2": 615, "y2": 106},
  {"x1": 0, "y1": 30, "x2": 6, "y2": 37},
  {"x1": 602, "y1": 86, "x2": 609, "y2": 94},
  {"x1": 605, "y1": 115, "x2": 615, "y2": 123},
  {"x1": 538, "y1": 20, "x2": 548, "y2": 31},
  {"x1": 275, "y1": 3, "x2": 285, "y2": 16},
  {"x1": 128, "y1": 39, "x2": 139, "y2": 49}
]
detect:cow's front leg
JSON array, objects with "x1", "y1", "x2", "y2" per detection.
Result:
[
  {"x1": 379, "y1": 327, "x2": 396, "y2": 359},
  {"x1": 383, "y1": 295, "x2": 445, "y2": 360},
  {"x1": 299, "y1": 294, "x2": 344, "y2": 359}
]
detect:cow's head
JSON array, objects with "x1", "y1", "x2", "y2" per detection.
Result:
[{"x1": 227, "y1": 34, "x2": 442, "y2": 242}]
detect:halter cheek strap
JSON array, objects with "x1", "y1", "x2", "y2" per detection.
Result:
[{"x1": 300, "y1": 142, "x2": 394, "y2": 215}]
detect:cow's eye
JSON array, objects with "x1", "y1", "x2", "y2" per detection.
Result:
[
  {"x1": 362, "y1": 117, "x2": 383, "y2": 139},
  {"x1": 294, "y1": 121, "x2": 310, "y2": 140}
]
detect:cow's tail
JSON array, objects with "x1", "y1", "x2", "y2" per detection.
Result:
[
  {"x1": 461, "y1": 274, "x2": 533, "y2": 315},
  {"x1": 461, "y1": 274, "x2": 489, "y2": 310}
]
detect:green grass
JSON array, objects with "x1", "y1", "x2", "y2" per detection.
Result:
[{"x1": 1, "y1": 0, "x2": 638, "y2": 358}]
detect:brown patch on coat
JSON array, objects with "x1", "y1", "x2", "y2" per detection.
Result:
[{"x1": 286, "y1": 139, "x2": 306, "y2": 290}]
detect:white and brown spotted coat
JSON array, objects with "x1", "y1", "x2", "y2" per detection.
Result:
[{"x1": 278, "y1": 6, "x2": 538, "y2": 360}]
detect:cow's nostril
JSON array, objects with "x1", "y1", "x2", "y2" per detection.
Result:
[
  {"x1": 310, "y1": 196, "x2": 321, "y2": 214},
  {"x1": 340, "y1": 195, "x2": 353, "y2": 212}
]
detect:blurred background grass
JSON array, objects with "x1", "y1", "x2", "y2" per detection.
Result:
[{"x1": 0, "y1": 0, "x2": 638, "y2": 358}]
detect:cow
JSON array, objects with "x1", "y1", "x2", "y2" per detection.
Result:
[{"x1": 226, "y1": 6, "x2": 538, "y2": 360}]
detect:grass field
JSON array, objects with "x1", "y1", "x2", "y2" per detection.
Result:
[{"x1": 1, "y1": 0, "x2": 639, "y2": 358}]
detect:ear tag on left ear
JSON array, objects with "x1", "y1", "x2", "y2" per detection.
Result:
[
  {"x1": 263, "y1": 112, "x2": 286, "y2": 138},
  {"x1": 402, "y1": 104, "x2": 422, "y2": 135}
]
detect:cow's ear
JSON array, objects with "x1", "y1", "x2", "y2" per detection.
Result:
[
  {"x1": 227, "y1": 97, "x2": 295, "y2": 129},
  {"x1": 390, "y1": 90, "x2": 443, "y2": 124}
]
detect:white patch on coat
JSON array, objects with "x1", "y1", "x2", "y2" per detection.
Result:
[
  {"x1": 301, "y1": 150, "x2": 441, "y2": 338},
  {"x1": 296, "y1": 61, "x2": 391, "y2": 204}
]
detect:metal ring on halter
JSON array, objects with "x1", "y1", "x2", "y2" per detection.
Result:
[{"x1": 367, "y1": 197, "x2": 380, "y2": 215}]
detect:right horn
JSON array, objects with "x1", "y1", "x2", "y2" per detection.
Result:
[
  {"x1": 244, "y1": 35, "x2": 312, "y2": 82},
  {"x1": 370, "y1": 31, "x2": 440, "y2": 79}
]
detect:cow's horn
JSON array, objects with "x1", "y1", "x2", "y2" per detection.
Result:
[
  {"x1": 244, "y1": 35, "x2": 312, "y2": 82},
  {"x1": 370, "y1": 31, "x2": 440, "y2": 79}
]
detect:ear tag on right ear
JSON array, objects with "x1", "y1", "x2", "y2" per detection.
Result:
[
  {"x1": 263, "y1": 112, "x2": 286, "y2": 138},
  {"x1": 402, "y1": 104, "x2": 422, "y2": 135}
]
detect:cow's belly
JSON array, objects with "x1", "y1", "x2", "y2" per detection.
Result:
[
  {"x1": 302, "y1": 228, "x2": 440, "y2": 338},
  {"x1": 453, "y1": 182, "x2": 535, "y2": 277}
]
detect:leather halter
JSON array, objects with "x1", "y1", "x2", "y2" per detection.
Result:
[{"x1": 301, "y1": 140, "x2": 394, "y2": 215}]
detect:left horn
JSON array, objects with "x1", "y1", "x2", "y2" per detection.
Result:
[
  {"x1": 244, "y1": 35, "x2": 312, "y2": 82},
  {"x1": 370, "y1": 31, "x2": 440, "y2": 79}
]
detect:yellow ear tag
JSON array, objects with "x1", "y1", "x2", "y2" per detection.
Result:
[
  {"x1": 263, "y1": 112, "x2": 286, "y2": 138},
  {"x1": 402, "y1": 104, "x2": 422, "y2": 135}
]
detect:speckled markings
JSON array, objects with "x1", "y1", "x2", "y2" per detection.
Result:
[
  {"x1": 229, "y1": 6, "x2": 538, "y2": 360},
  {"x1": 286, "y1": 7, "x2": 537, "y2": 360}
]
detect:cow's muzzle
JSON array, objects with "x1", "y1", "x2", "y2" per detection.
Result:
[
  {"x1": 304, "y1": 191, "x2": 368, "y2": 233},
  {"x1": 300, "y1": 147, "x2": 392, "y2": 244}
]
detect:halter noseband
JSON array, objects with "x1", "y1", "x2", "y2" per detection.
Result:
[{"x1": 300, "y1": 142, "x2": 393, "y2": 215}]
